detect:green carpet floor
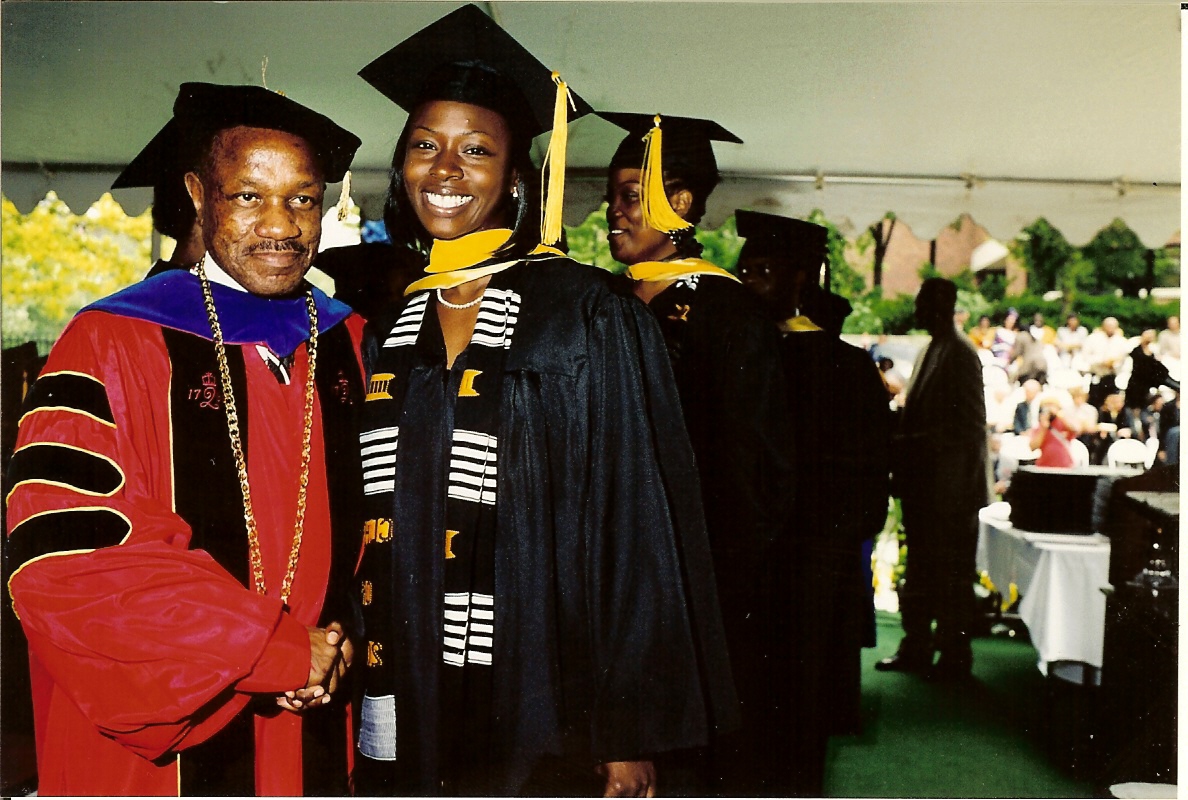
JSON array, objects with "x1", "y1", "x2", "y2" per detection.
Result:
[{"x1": 824, "y1": 612, "x2": 1097, "y2": 798}]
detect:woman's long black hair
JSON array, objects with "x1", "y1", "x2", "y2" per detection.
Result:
[{"x1": 383, "y1": 61, "x2": 542, "y2": 264}]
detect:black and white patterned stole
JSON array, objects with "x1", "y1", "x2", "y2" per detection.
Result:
[{"x1": 355, "y1": 268, "x2": 521, "y2": 772}]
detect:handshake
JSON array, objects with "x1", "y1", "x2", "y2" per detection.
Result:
[{"x1": 276, "y1": 622, "x2": 354, "y2": 713}]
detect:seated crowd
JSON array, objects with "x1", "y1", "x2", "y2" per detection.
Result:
[{"x1": 973, "y1": 312, "x2": 1180, "y2": 494}]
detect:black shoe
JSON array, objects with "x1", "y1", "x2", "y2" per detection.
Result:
[
  {"x1": 926, "y1": 658, "x2": 973, "y2": 682},
  {"x1": 874, "y1": 653, "x2": 932, "y2": 673}
]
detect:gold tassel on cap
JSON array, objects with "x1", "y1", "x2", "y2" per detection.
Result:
[
  {"x1": 540, "y1": 72, "x2": 576, "y2": 246},
  {"x1": 640, "y1": 115, "x2": 692, "y2": 235}
]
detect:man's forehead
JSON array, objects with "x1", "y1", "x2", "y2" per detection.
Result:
[
  {"x1": 207, "y1": 126, "x2": 324, "y2": 180},
  {"x1": 212, "y1": 125, "x2": 317, "y2": 156}
]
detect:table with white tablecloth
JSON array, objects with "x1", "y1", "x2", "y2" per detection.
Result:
[{"x1": 976, "y1": 505, "x2": 1111, "y2": 681}]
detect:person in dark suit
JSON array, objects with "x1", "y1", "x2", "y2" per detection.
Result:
[
  {"x1": 1012, "y1": 379, "x2": 1042, "y2": 434},
  {"x1": 878, "y1": 278, "x2": 989, "y2": 681}
]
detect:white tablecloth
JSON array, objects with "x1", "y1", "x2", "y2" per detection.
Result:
[{"x1": 976, "y1": 505, "x2": 1111, "y2": 676}]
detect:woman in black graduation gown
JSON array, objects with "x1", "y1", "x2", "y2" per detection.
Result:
[
  {"x1": 603, "y1": 113, "x2": 794, "y2": 795},
  {"x1": 351, "y1": 7, "x2": 735, "y2": 796}
]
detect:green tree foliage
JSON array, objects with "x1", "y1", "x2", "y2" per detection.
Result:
[
  {"x1": 696, "y1": 214, "x2": 742, "y2": 272},
  {"x1": 1152, "y1": 248, "x2": 1180, "y2": 288},
  {"x1": 1068, "y1": 293, "x2": 1179, "y2": 334},
  {"x1": 1082, "y1": 218, "x2": 1148, "y2": 297},
  {"x1": 866, "y1": 293, "x2": 918, "y2": 334},
  {"x1": 807, "y1": 208, "x2": 864, "y2": 298},
  {"x1": 3, "y1": 193, "x2": 150, "y2": 352},
  {"x1": 1055, "y1": 252, "x2": 1097, "y2": 316},
  {"x1": 564, "y1": 203, "x2": 621, "y2": 274},
  {"x1": 1014, "y1": 218, "x2": 1074, "y2": 294},
  {"x1": 956, "y1": 289, "x2": 993, "y2": 329},
  {"x1": 842, "y1": 298, "x2": 885, "y2": 335},
  {"x1": 978, "y1": 272, "x2": 1007, "y2": 303}
]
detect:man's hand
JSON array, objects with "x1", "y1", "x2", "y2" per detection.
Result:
[
  {"x1": 596, "y1": 760, "x2": 656, "y2": 797},
  {"x1": 276, "y1": 622, "x2": 353, "y2": 713}
]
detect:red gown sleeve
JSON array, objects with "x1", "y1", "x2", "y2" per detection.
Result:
[{"x1": 6, "y1": 312, "x2": 309, "y2": 762}]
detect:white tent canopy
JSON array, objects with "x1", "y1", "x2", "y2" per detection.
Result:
[{"x1": 1, "y1": 1, "x2": 1179, "y2": 246}]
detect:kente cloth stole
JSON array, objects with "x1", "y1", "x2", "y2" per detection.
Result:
[
  {"x1": 627, "y1": 257, "x2": 741, "y2": 284},
  {"x1": 355, "y1": 271, "x2": 520, "y2": 764}
]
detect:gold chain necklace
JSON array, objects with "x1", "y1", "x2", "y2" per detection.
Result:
[{"x1": 198, "y1": 262, "x2": 318, "y2": 605}]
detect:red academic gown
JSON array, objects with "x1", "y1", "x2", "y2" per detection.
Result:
[{"x1": 6, "y1": 291, "x2": 366, "y2": 795}]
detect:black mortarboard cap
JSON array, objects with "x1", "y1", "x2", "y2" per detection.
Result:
[
  {"x1": 111, "y1": 115, "x2": 201, "y2": 240},
  {"x1": 172, "y1": 82, "x2": 361, "y2": 183},
  {"x1": 358, "y1": 3, "x2": 593, "y2": 138},
  {"x1": 603, "y1": 112, "x2": 742, "y2": 177},
  {"x1": 736, "y1": 209, "x2": 829, "y2": 270},
  {"x1": 112, "y1": 118, "x2": 189, "y2": 190}
]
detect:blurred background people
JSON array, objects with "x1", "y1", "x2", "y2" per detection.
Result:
[
  {"x1": 1157, "y1": 315, "x2": 1180, "y2": 361},
  {"x1": 1029, "y1": 312, "x2": 1056, "y2": 346},
  {"x1": 1011, "y1": 328, "x2": 1048, "y2": 385},
  {"x1": 1082, "y1": 316, "x2": 1129, "y2": 407},
  {"x1": 1055, "y1": 313, "x2": 1089, "y2": 368},
  {"x1": 969, "y1": 314, "x2": 995, "y2": 352},
  {"x1": 1028, "y1": 398, "x2": 1075, "y2": 468},
  {"x1": 1124, "y1": 328, "x2": 1179, "y2": 420},
  {"x1": 990, "y1": 308, "x2": 1019, "y2": 367},
  {"x1": 1089, "y1": 392, "x2": 1140, "y2": 464},
  {"x1": 1012, "y1": 379, "x2": 1043, "y2": 435}
]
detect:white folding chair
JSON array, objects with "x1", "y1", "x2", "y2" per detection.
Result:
[
  {"x1": 1106, "y1": 438, "x2": 1148, "y2": 469},
  {"x1": 1144, "y1": 436, "x2": 1159, "y2": 468},
  {"x1": 1068, "y1": 438, "x2": 1091, "y2": 467}
]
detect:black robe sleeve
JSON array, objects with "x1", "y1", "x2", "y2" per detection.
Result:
[{"x1": 583, "y1": 291, "x2": 740, "y2": 763}]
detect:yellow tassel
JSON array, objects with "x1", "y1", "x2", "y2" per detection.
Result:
[
  {"x1": 640, "y1": 115, "x2": 693, "y2": 235},
  {"x1": 540, "y1": 72, "x2": 575, "y2": 246},
  {"x1": 336, "y1": 170, "x2": 353, "y2": 222}
]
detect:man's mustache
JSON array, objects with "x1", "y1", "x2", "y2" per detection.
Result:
[{"x1": 247, "y1": 241, "x2": 309, "y2": 255}]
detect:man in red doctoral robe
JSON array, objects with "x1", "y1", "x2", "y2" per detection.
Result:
[{"x1": 5, "y1": 82, "x2": 366, "y2": 796}]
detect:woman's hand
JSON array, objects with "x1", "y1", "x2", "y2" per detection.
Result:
[{"x1": 597, "y1": 760, "x2": 656, "y2": 797}]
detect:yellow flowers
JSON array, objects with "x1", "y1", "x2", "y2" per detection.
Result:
[{"x1": 3, "y1": 192, "x2": 151, "y2": 352}]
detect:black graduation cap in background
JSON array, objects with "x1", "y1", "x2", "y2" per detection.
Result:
[
  {"x1": 602, "y1": 112, "x2": 742, "y2": 176},
  {"x1": 358, "y1": 3, "x2": 593, "y2": 137},
  {"x1": 110, "y1": 113, "x2": 202, "y2": 241},
  {"x1": 736, "y1": 209, "x2": 829, "y2": 270},
  {"x1": 111, "y1": 118, "x2": 187, "y2": 190},
  {"x1": 172, "y1": 82, "x2": 361, "y2": 183}
]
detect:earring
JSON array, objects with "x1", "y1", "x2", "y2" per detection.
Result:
[{"x1": 511, "y1": 186, "x2": 519, "y2": 199}]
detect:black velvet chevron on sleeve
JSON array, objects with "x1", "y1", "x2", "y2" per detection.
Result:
[
  {"x1": 8, "y1": 444, "x2": 124, "y2": 497},
  {"x1": 7, "y1": 507, "x2": 131, "y2": 570},
  {"x1": 22, "y1": 373, "x2": 115, "y2": 425}
]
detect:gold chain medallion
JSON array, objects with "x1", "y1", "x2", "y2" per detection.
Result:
[{"x1": 198, "y1": 262, "x2": 318, "y2": 604}]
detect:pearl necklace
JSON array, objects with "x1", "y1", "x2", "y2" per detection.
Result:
[{"x1": 436, "y1": 287, "x2": 485, "y2": 310}]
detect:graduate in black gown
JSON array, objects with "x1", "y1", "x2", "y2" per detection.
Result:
[
  {"x1": 351, "y1": 6, "x2": 736, "y2": 796},
  {"x1": 603, "y1": 114, "x2": 794, "y2": 796},
  {"x1": 737, "y1": 210, "x2": 892, "y2": 796}
]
